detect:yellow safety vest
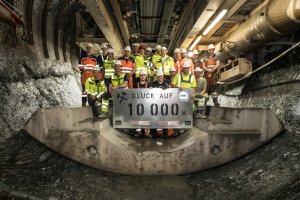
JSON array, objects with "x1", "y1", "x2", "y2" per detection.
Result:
[
  {"x1": 103, "y1": 58, "x2": 115, "y2": 78},
  {"x1": 172, "y1": 73, "x2": 197, "y2": 88},
  {"x1": 155, "y1": 55, "x2": 174, "y2": 76},
  {"x1": 85, "y1": 77, "x2": 106, "y2": 97},
  {"x1": 134, "y1": 54, "x2": 147, "y2": 77},
  {"x1": 111, "y1": 73, "x2": 126, "y2": 87}
]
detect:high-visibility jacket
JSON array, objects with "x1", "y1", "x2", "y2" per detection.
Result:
[
  {"x1": 119, "y1": 57, "x2": 135, "y2": 88},
  {"x1": 144, "y1": 55, "x2": 154, "y2": 77},
  {"x1": 203, "y1": 55, "x2": 218, "y2": 70},
  {"x1": 80, "y1": 57, "x2": 98, "y2": 85},
  {"x1": 155, "y1": 55, "x2": 174, "y2": 76},
  {"x1": 85, "y1": 77, "x2": 106, "y2": 98},
  {"x1": 134, "y1": 54, "x2": 147, "y2": 77},
  {"x1": 178, "y1": 58, "x2": 194, "y2": 74},
  {"x1": 120, "y1": 57, "x2": 135, "y2": 74},
  {"x1": 103, "y1": 58, "x2": 115, "y2": 79},
  {"x1": 152, "y1": 53, "x2": 161, "y2": 68},
  {"x1": 174, "y1": 58, "x2": 180, "y2": 73},
  {"x1": 172, "y1": 73, "x2": 197, "y2": 88},
  {"x1": 110, "y1": 73, "x2": 127, "y2": 87}
]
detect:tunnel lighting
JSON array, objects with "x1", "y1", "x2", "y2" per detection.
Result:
[
  {"x1": 202, "y1": 9, "x2": 228, "y2": 36},
  {"x1": 189, "y1": 35, "x2": 203, "y2": 50}
]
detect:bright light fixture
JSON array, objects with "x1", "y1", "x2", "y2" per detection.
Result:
[
  {"x1": 189, "y1": 9, "x2": 228, "y2": 50},
  {"x1": 203, "y1": 9, "x2": 228, "y2": 35},
  {"x1": 189, "y1": 35, "x2": 203, "y2": 50}
]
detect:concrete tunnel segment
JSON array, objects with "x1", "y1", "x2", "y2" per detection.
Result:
[{"x1": 23, "y1": 106, "x2": 284, "y2": 175}]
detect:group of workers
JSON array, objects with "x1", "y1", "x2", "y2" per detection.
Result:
[{"x1": 78, "y1": 42, "x2": 221, "y2": 137}]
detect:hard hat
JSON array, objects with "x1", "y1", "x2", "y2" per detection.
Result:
[
  {"x1": 208, "y1": 44, "x2": 215, "y2": 49},
  {"x1": 139, "y1": 69, "x2": 147, "y2": 75},
  {"x1": 155, "y1": 45, "x2": 162, "y2": 50},
  {"x1": 133, "y1": 43, "x2": 139, "y2": 47},
  {"x1": 124, "y1": 46, "x2": 131, "y2": 51},
  {"x1": 162, "y1": 46, "x2": 167, "y2": 51},
  {"x1": 182, "y1": 61, "x2": 190, "y2": 68},
  {"x1": 180, "y1": 48, "x2": 187, "y2": 53},
  {"x1": 101, "y1": 44, "x2": 108, "y2": 49},
  {"x1": 146, "y1": 47, "x2": 152, "y2": 52},
  {"x1": 193, "y1": 50, "x2": 198, "y2": 55},
  {"x1": 174, "y1": 48, "x2": 180, "y2": 53},
  {"x1": 93, "y1": 67, "x2": 101, "y2": 71},
  {"x1": 108, "y1": 48, "x2": 114, "y2": 53},
  {"x1": 156, "y1": 69, "x2": 164, "y2": 76},
  {"x1": 86, "y1": 43, "x2": 93, "y2": 48},
  {"x1": 115, "y1": 60, "x2": 122, "y2": 66},
  {"x1": 169, "y1": 66, "x2": 176, "y2": 72},
  {"x1": 194, "y1": 67, "x2": 203, "y2": 72},
  {"x1": 139, "y1": 45, "x2": 145, "y2": 50}
]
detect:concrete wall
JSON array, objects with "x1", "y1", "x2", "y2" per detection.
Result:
[{"x1": 0, "y1": 1, "x2": 81, "y2": 141}]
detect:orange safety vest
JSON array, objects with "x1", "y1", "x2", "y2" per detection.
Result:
[
  {"x1": 120, "y1": 58, "x2": 134, "y2": 88},
  {"x1": 178, "y1": 58, "x2": 194, "y2": 74},
  {"x1": 204, "y1": 56, "x2": 217, "y2": 70},
  {"x1": 80, "y1": 57, "x2": 101, "y2": 85}
]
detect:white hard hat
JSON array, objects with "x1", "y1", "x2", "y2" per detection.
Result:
[
  {"x1": 139, "y1": 69, "x2": 147, "y2": 75},
  {"x1": 108, "y1": 48, "x2": 114, "y2": 53},
  {"x1": 124, "y1": 46, "x2": 131, "y2": 51},
  {"x1": 101, "y1": 44, "x2": 108, "y2": 49},
  {"x1": 194, "y1": 67, "x2": 203, "y2": 72},
  {"x1": 86, "y1": 43, "x2": 93, "y2": 48},
  {"x1": 208, "y1": 44, "x2": 215, "y2": 49},
  {"x1": 115, "y1": 60, "x2": 122, "y2": 66},
  {"x1": 169, "y1": 66, "x2": 176, "y2": 72},
  {"x1": 156, "y1": 69, "x2": 164, "y2": 76},
  {"x1": 174, "y1": 48, "x2": 180, "y2": 53},
  {"x1": 146, "y1": 47, "x2": 152, "y2": 51},
  {"x1": 162, "y1": 46, "x2": 167, "y2": 51},
  {"x1": 155, "y1": 45, "x2": 162, "y2": 50},
  {"x1": 193, "y1": 50, "x2": 198, "y2": 55},
  {"x1": 93, "y1": 67, "x2": 100, "y2": 71},
  {"x1": 182, "y1": 61, "x2": 190, "y2": 68},
  {"x1": 133, "y1": 43, "x2": 139, "y2": 47},
  {"x1": 180, "y1": 48, "x2": 187, "y2": 53}
]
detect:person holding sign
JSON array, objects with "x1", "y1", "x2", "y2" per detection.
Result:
[
  {"x1": 150, "y1": 70, "x2": 174, "y2": 137},
  {"x1": 85, "y1": 67, "x2": 109, "y2": 119},
  {"x1": 133, "y1": 69, "x2": 151, "y2": 137}
]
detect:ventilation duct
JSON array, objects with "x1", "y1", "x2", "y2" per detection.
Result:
[{"x1": 220, "y1": 0, "x2": 300, "y2": 61}]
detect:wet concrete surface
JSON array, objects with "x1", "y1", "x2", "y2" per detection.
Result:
[{"x1": 0, "y1": 130, "x2": 299, "y2": 200}]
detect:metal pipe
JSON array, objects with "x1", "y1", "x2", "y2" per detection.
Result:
[
  {"x1": 220, "y1": 0, "x2": 300, "y2": 61},
  {"x1": 0, "y1": 0, "x2": 23, "y2": 25}
]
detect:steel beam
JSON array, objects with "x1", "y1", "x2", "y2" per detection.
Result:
[
  {"x1": 109, "y1": 0, "x2": 130, "y2": 46},
  {"x1": 82, "y1": 0, "x2": 124, "y2": 56},
  {"x1": 181, "y1": 0, "x2": 223, "y2": 49},
  {"x1": 168, "y1": 0, "x2": 196, "y2": 52},
  {"x1": 157, "y1": 0, "x2": 175, "y2": 44}
]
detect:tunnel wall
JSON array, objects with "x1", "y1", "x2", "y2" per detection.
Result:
[
  {"x1": 0, "y1": 1, "x2": 81, "y2": 141},
  {"x1": 217, "y1": 32, "x2": 300, "y2": 135}
]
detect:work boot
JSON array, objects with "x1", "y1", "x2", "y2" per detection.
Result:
[{"x1": 99, "y1": 112, "x2": 110, "y2": 118}]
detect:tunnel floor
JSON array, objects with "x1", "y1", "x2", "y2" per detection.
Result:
[{"x1": 0, "y1": 130, "x2": 299, "y2": 200}]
